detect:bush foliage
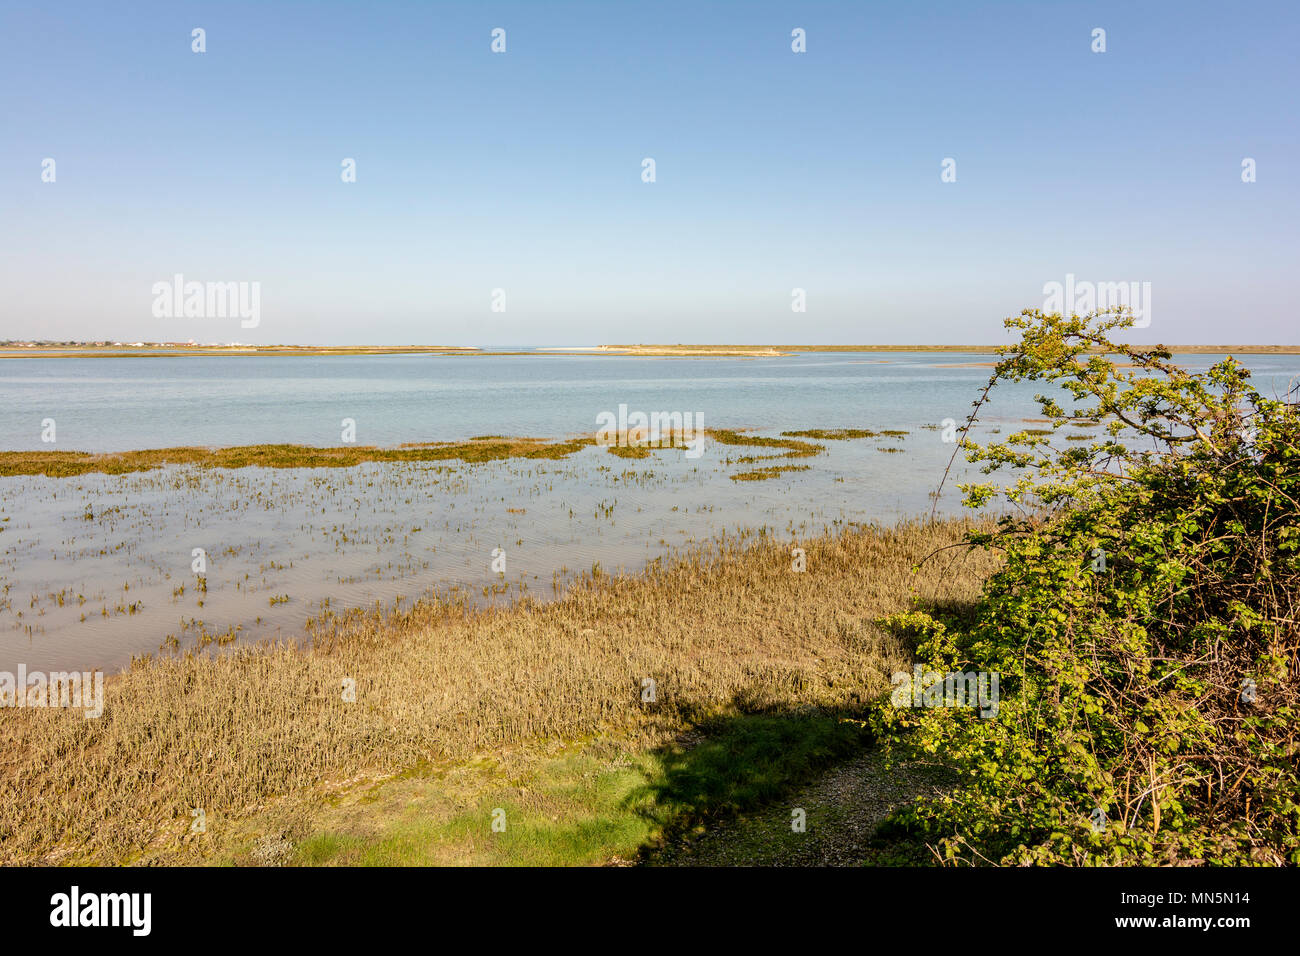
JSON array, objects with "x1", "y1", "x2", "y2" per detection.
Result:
[{"x1": 876, "y1": 308, "x2": 1299, "y2": 865}]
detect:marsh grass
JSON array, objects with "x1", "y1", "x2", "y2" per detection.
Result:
[
  {"x1": 781, "y1": 429, "x2": 877, "y2": 440},
  {"x1": 0, "y1": 437, "x2": 598, "y2": 478},
  {"x1": 706, "y1": 428, "x2": 830, "y2": 480},
  {"x1": 2, "y1": 427, "x2": 845, "y2": 479},
  {"x1": 730, "y1": 464, "x2": 812, "y2": 481},
  {"x1": 708, "y1": 429, "x2": 822, "y2": 459},
  {"x1": 0, "y1": 518, "x2": 997, "y2": 864}
]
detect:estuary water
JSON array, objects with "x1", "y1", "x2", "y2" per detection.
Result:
[
  {"x1": 2, "y1": 349, "x2": 1297, "y2": 674},
  {"x1": 5, "y1": 349, "x2": 1047, "y2": 451}
]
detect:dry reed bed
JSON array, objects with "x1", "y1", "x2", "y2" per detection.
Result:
[{"x1": 0, "y1": 519, "x2": 997, "y2": 864}]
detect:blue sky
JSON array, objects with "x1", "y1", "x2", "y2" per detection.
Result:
[{"x1": 2, "y1": 0, "x2": 1297, "y2": 345}]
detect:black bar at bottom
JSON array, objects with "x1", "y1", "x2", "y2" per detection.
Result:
[{"x1": 0, "y1": 865, "x2": 1282, "y2": 942}]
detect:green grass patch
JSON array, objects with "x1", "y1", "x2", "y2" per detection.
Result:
[{"x1": 283, "y1": 713, "x2": 870, "y2": 867}]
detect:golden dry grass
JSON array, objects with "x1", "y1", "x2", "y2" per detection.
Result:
[{"x1": 0, "y1": 519, "x2": 999, "y2": 864}]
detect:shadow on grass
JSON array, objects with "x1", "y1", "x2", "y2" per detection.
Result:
[
  {"x1": 284, "y1": 704, "x2": 947, "y2": 867},
  {"x1": 627, "y1": 705, "x2": 874, "y2": 862}
]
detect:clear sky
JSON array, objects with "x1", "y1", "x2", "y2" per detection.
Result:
[{"x1": 2, "y1": 0, "x2": 1296, "y2": 346}]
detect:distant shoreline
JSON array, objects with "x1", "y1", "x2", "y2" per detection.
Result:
[{"x1": 4, "y1": 343, "x2": 1300, "y2": 358}]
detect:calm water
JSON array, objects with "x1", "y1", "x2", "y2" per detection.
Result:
[
  {"x1": 3, "y1": 350, "x2": 1297, "y2": 674},
  {"x1": 4, "y1": 350, "x2": 1298, "y2": 451}
]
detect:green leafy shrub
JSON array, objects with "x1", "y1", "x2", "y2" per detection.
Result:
[{"x1": 875, "y1": 308, "x2": 1300, "y2": 865}]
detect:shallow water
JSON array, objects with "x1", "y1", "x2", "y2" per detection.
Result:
[
  {"x1": 2, "y1": 350, "x2": 1297, "y2": 673},
  {"x1": 5, "y1": 349, "x2": 1293, "y2": 452}
]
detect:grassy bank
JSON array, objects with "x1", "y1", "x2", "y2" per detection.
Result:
[{"x1": 0, "y1": 518, "x2": 998, "y2": 865}]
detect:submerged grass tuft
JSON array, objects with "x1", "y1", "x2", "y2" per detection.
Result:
[
  {"x1": 730, "y1": 464, "x2": 812, "y2": 481},
  {"x1": 780, "y1": 429, "x2": 876, "y2": 440}
]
